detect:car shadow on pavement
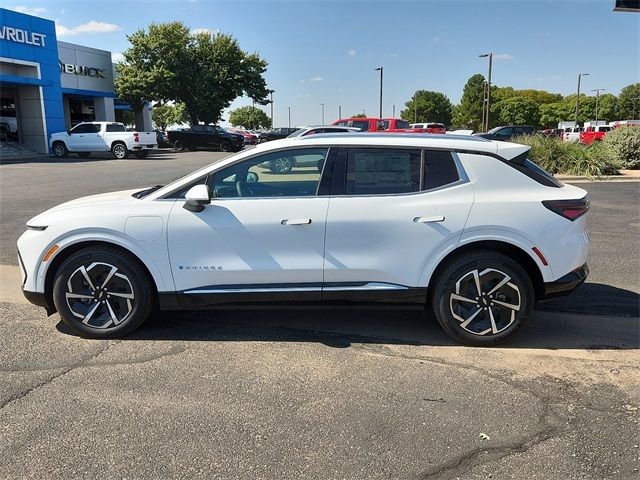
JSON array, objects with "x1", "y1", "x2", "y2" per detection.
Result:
[
  {"x1": 0, "y1": 149, "x2": 192, "y2": 165},
  {"x1": 537, "y1": 282, "x2": 639, "y2": 318},
  {"x1": 56, "y1": 282, "x2": 639, "y2": 350}
]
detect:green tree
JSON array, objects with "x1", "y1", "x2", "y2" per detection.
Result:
[
  {"x1": 539, "y1": 102, "x2": 574, "y2": 128},
  {"x1": 618, "y1": 83, "x2": 640, "y2": 119},
  {"x1": 400, "y1": 90, "x2": 452, "y2": 125},
  {"x1": 452, "y1": 74, "x2": 485, "y2": 130},
  {"x1": 515, "y1": 89, "x2": 563, "y2": 105},
  {"x1": 594, "y1": 93, "x2": 619, "y2": 122},
  {"x1": 152, "y1": 102, "x2": 188, "y2": 130},
  {"x1": 490, "y1": 96, "x2": 540, "y2": 127},
  {"x1": 115, "y1": 22, "x2": 269, "y2": 125},
  {"x1": 228, "y1": 106, "x2": 272, "y2": 129},
  {"x1": 564, "y1": 94, "x2": 596, "y2": 123},
  {"x1": 351, "y1": 113, "x2": 367, "y2": 118}
]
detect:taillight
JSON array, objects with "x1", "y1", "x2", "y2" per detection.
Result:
[
  {"x1": 542, "y1": 196, "x2": 590, "y2": 221},
  {"x1": 133, "y1": 132, "x2": 139, "y2": 142}
]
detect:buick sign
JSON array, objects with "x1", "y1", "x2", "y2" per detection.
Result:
[{"x1": 59, "y1": 61, "x2": 106, "y2": 78}]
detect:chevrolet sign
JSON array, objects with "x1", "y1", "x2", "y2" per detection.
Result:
[{"x1": 0, "y1": 26, "x2": 46, "y2": 47}]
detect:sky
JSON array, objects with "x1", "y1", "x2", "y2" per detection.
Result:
[{"x1": 2, "y1": 0, "x2": 639, "y2": 127}]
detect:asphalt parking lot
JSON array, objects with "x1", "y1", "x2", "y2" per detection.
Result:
[{"x1": 1, "y1": 150, "x2": 638, "y2": 479}]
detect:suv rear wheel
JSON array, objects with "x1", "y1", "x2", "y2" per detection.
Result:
[{"x1": 431, "y1": 250, "x2": 534, "y2": 346}]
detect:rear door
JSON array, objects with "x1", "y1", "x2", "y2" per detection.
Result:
[{"x1": 323, "y1": 147, "x2": 474, "y2": 302}]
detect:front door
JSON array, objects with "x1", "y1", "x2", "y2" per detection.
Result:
[{"x1": 167, "y1": 147, "x2": 332, "y2": 306}]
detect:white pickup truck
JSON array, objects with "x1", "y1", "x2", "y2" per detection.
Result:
[{"x1": 49, "y1": 122, "x2": 157, "y2": 159}]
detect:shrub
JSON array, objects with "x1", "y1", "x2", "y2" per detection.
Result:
[
  {"x1": 602, "y1": 126, "x2": 640, "y2": 169},
  {"x1": 511, "y1": 135, "x2": 621, "y2": 177}
]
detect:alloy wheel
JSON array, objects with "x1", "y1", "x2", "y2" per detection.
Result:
[
  {"x1": 54, "y1": 144, "x2": 65, "y2": 157},
  {"x1": 113, "y1": 144, "x2": 126, "y2": 159},
  {"x1": 65, "y1": 262, "x2": 135, "y2": 329},
  {"x1": 274, "y1": 158, "x2": 292, "y2": 173},
  {"x1": 449, "y1": 268, "x2": 521, "y2": 336}
]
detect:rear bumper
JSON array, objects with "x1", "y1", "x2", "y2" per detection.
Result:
[{"x1": 541, "y1": 263, "x2": 589, "y2": 300}]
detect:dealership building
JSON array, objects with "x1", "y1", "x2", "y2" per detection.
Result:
[{"x1": 0, "y1": 8, "x2": 151, "y2": 154}]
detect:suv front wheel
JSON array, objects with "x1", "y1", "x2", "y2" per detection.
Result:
[{"x1": 431, "y1": 251, "x2": 534, "y2": 346}]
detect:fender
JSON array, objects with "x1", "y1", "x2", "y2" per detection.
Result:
[
  {"x1": 418, "y1": 226, "x2": 553, "y2": 287},
  {"x1": 34, "y1": 228, "x2": 172, "y2": 294}
]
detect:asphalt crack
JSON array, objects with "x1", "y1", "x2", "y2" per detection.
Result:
[
  {"x1": 0, "y1": 340, "x2": 118, "y2": 410},
  {"x1": 0, "y1": 345, "x2": 186, "y2": 373}
]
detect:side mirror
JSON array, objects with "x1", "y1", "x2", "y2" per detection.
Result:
[
  {"x1": 183, "y1": 184, "x2": 211, "y2": 212},
  {"x1": 67, "y1": 130, "x2": 71, "y2": 135},
  {"x1": 247, "y1": 171, "x2": 259, "y2": 183}
]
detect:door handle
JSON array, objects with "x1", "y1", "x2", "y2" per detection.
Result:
[
  {"x1": 413, "y1": 215, "x2": 445, "y2": 223},
  {"x1": 281, "y1": 218, "x2": 312, "y2": 225}
]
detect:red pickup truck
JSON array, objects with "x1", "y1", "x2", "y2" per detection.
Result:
[
  {"x1": 332, "y1": 117, "x2": 440, "y2": 133},
  {"x1": 579, "y1": 125, "x2": 611, "y2": 145}
]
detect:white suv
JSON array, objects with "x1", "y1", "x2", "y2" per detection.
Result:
[{"x1": 17, "y1": 134, "x2": 589, "y2": 345}]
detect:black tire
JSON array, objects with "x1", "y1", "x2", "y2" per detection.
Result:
[
  {"x1": 174, "y1": 140, "x2": 187, "y2": 152},
  {"x1": 52, "y1": 142, "x2": 68, "y2": 158},
  {"x1": 270, "y1": 157, "x2": 293, "y2": 174},
  {"x1": 134, "y1": 150, "x2": 149, "y2": 159},
  {"x1": 52, "y1": 246, "x2": 155, "y2": 338},
  {"x1": 219, "y1": 140, "x2": 231, "y2": 152},
  {"x1": 111, "y1": 142, "x2": 128, "y2": 159},
  {"x1": 430, "y1": 250, "x2": 534, "y2": 346}
]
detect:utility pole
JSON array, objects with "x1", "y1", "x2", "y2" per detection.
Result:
[
  {"x1": 591, "y1": 88, "x2": 605, "y2": 124},
  {"x1": 375, "y1": 66, "x2": 383, "y2": 118},
  {"x1": 288, "y1": 106, "x2": 291, "y2": 128},
  {"x1": 321, "y1": 103, "x2": 325, "y2": 124},
  {"x1": 575, "y1": 73, "x2": 589, "y2": 124},
  {"x1": 479, "y1": 53, "x2": 493, "y2": 132}
]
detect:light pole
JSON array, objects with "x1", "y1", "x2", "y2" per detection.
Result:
[
  {"x1": 375, "y1": 66, "x2": 383, "y2": 118},
  {"x1": 288, "y1": 106, "x2": 291, "y2": 128},
  {"x1": 338, "y1": 105, "x2": 342, "y2": 119},
  {"x1": 392, "y1": 104, "x2": 396, "y2": 118},
  {"x1": 575, "y1": 73, "x2": 589, "y2": 124},
  {"x1": 591, "y1": 88, "x2": 605, "y2": 123},
  {"x1": 362, "y1": 109, "x2": 366, "y2": 116},
  {"x1": 269, "y1": 90, "x2": 274, "y2": 128},
  {"x1": 321, "y1": 103, "x2": 325, "y2": 124},
  {"x1": 414, "y1": 95, "x2": 417, "y2": 123},
  {"x1": 481, "y1": 80, "x2": 488, "y2": 131},
  {"x1": 479, "y1": 53, "x2": 493, "y2": 132}
]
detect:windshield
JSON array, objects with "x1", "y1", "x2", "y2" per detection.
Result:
[
  {"x1": 487, "y1": 126, "x2": 503, "y2": 134},
  {"x1": 287, "y1": 128, "x2": 307, "y2": 138}
]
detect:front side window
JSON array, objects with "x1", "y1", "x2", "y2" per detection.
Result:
[
  {"x1": 395, "y1": 120, "x2": 410, "y2": 129},
  {"x1": 70, "y1": 124, "x2": 88, "y2": 134},
  {"x1": 87, "y1": 124, "x2": 101, "y2": 133},
  {"x1": 345, "y1": 148, "x2": 421, "y2": 195},
  {"x1": 208, "y1": 148, "x2": 329, "y2": 198}
]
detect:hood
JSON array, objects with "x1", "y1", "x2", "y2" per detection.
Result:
[{"x1": 27, "y1": 188, "x2": 141, "y2": 225}]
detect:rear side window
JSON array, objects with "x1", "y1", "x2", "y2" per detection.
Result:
[
  {"x1": 423, "y1": 150, "x2": 460, "y2": 189},
  {"x1": 395, "y1": 120, "x2": 410, "y2": 129},
  {"x1": 346, "y1": 148, "x2": 421, "y2": 195},
  {"x1": 106, "y1": 123, "x2": 125, "y2": 132},
  {"x1": 511, "y1": 157, "x2": 563, "y2": 188},
  {"x1": 349, "y1": 120, "x2": 370, "y2": 131}
]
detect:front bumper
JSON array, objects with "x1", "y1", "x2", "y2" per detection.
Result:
[{"x1": 541, "y1": 263, "x2": 589, "y2": 300}]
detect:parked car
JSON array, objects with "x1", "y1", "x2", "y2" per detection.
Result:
[
  {"x1": 580, "y1": 125, "x2": 612, "y2": 144},
  {"x1": 410, "y1": 123, "x2": 447, "y2": 134},
  {"x1": 286, "y1": 125, "x2": 361, "y2": 138},
  {"x1": 155, "y1": 129, "x2": 171, "y2": 148},
  {"x1": 257, "y1": 127, "x2": 299, "y2": 143},
  {"x1": 473, "y1": 125, "x2": 535, "y2": 141},
  {"x1": 332, "y1": 117, "x2": 413, "y2": 132},
  {"x1": 167, "y1": 125, "x2": 244, "y2": 152},
  {"x1": 228, "y1": 128, "x2": 258, "y2": 145},
  {"x1": 19, "y1": 133, "x2": 589, "y2": 346},
  {"x1": 563, "y1": 127, "x2": 584, "y2": 142},
  {"x1": 50, "y1": 122, "x2": 157, "y2": 159}
]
